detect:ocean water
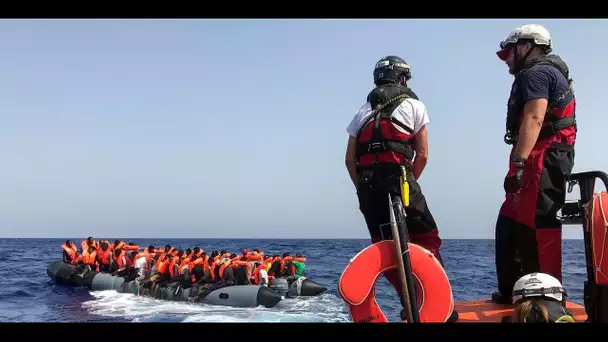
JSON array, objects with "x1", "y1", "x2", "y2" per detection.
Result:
[{"x1": 0, "y1": 238, "x2": 587, "y2": 322}]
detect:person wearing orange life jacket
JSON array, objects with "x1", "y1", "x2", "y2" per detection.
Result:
[
  {"x1": 167, "y1": 250, "x2": 184, "y2": 281},
  {"x1": 132, "y1": 251, "x2": 148, "y2": 282},
  {"x1": 282, "y1": 253, "x2": 307, "y2": 281},
  {"x1": 62, "y1": 240, "x2": 78, "y2": 263},
  {"x1": 268, "y1": 255, "x2": 282, "y2": 277},
  {"x1": 232, "y1": 256, "x2": 253, "y2": 285},
  {"x1": 179, "y1": 249, "x2": 192, "y2": 271},
  {"x1": 245, "y1": 248, "x2": 264, "y2": 268},
  {"x1": 111, "y1": 248, "x2": 128, "y2": 274},
  {"x1": 79, "y1": 246, "x2": 99, "y2": 273},
  {"x1": 206, "y1": 254, "x2": 224, "y2": 283},
  {"x1": 175, "y1": 250, "x2": 196, "y2": 287},
  {"x1": 154, "y1": 247, "x2": 170, "y2": 272},
  {"x1": 189, "y1": 251, "x2": 207, "y2": 284},
  {"x1": 189, "y1": 257, "x2": 235, "y2": 302},
  {"x1": 178, "y1": 250, "x2": 198, "y2": 287},
  {"x1": 109, "y1": 239, "x2": 125, "y2": 251},
  {"x1": 122, "y1": 243, "x2": 140, "y2": 268},
  {"x1": 97, "y1": 242, "x2": 113, "y2": 272},
  {"x1": 151, "y1": 245, "x2": 172, "y2": 270},
  {"x1": 252, "y1": 262, "x2": 272, "y2": 286},
  {"x1": 143, "y1": 253, "x2": 172, "y2": 289},
  {"x1": 209, "y1": 253, "x2": 233, "y2": 283},
  {"x1": 116, "y1": 250, "x2": 141, "y2": 282},
  {"x1": 279, "y1": 253, "x2": 294, "y2": 277},
  {"x1": 263, "y1": 255, "x2": 274, "y2": 270},
  {"x1": 164, "y1": 244, "x2": 174, "y2": 255},
  {"x1": 80, "y1": 237, "x2": 99, "y2": 254},
  {"x1": 492, "y1": 25, "x2": 577, "y2": 306},
  {"x1": 262, "y1": 256, "x2": 274, "y2": 274},
  {"x1": 143, "y1": 245, "x2": 157, "y2": 271},
  {"x1": 216, "y1": 258, "x2": 235, "y2": 285},
  {"x1": 219, "y1": 250, "x2": 230, "y2": 259},
  {"x1": 125, "y1": 242, "x2": 140, "y2": 252}
]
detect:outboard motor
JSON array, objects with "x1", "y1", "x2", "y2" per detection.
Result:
[{"x1": 269, "y1": 278, "x2": 289, "y2": 297}]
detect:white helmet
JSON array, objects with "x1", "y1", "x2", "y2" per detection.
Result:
[
  {"x1": 497, "y1": 24, "x2": 552, "y2": 60},
  {"x1": 512, "y1": 272, "x2": 567, "y2": 304}
]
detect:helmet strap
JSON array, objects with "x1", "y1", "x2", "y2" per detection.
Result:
[{"x1": 513, "y1": 43, "x2": 535, "y2": 74}]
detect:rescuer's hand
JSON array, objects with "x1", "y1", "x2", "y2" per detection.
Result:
[{"x1": 504, "y1": 156, "x2": 526, "y2": 194}]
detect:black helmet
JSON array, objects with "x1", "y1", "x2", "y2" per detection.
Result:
[{"x1": 373, "y1": 55, "x2": 411, "y2": 85}]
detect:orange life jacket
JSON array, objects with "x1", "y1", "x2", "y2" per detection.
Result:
[
  {"x1": 156, "y1": 255, "x2": 167, "y2": 271},
  {"x1": 179, "y1": 257, "x2": 191, "y2": 275},
  {"x1": 189, "y1": 257, "x2": 203, "y2": 273},
  {"x1": 157, "y1": 259, "x2": 169, "y2": 274},
  {"x1": 168, "y1": 256, "x2": 180, "y2": 278},
  {"x1": 117, "y1": 244, "x2": 139, "y2": 252},
  {"x1": 82, "y1": 250, "x2": 97, "y2": 266},
  {"x1": 98, "y1": 248, "x2": 112, "y2": 265},
  {"x1": 203, "y1": 255, "x2": 210, "y2": 271},
  {"x1": 144, "y1": 249, "x2": 153, "y2": 261},
  {"x1": 81, "y1": 240, "x2": 99, "y2": 253},
  {"x1": 113, "y1": 250, "x2": 126, "y2": 269},
  {"x1": 62, "y1": 243, "x2": 77, "y2": 261},
  {"x1": 125, "y1": 253, "x2": 134, "y2": 268},
  {"x1": 280, "y1": 256, "x2": 293, "y2": 273},
  {"x1": 253, "y1": 264, "x2": 266, "y2": 285},
  {"x1": 246, "y1": 252, "x2": 264, "y2": 262},
  {"x1": 232, "y1": 260, "x2": 252, "y2": 280},
  {"x1": 209, "y1": 256, "x2": 221, "y2": 276},
  {"x1": 218, "y1": 261, "x2": 231, "y2": 280}
]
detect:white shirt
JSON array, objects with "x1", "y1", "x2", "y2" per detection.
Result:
[
  {"x1": 134, "y1": 256, "x2": 147, "y2": 277},
  {"x1": 346, "y1": 98, "x2": 430, "y2": 138},
  {"x1": 258, "y1": 269, "x2": 269, "y2": 286}
]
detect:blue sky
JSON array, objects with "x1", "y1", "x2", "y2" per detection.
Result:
[{"x1": 0, "y1": 19, "x2": 606, "y2": 239}]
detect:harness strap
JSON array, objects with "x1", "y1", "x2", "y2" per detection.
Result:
[
  {"x1": 539, "y1": 115, "x2": 577, "y2": 141},
  {"x1": 505, "y1": 78, "x2": 576, "y2": 145},
  {"x1": 356, "y1": 93, "x2": 415, "y2": 164}
]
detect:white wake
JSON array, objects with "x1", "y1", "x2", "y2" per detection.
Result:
[{"x1": 81, "y1": 290, "x2": 351, "y2": 322}]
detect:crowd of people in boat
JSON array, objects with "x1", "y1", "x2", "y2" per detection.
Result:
[{"x1": 60, "y1": 237, "x2": 308, "y2": 293}]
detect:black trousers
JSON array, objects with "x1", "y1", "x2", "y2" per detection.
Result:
[{"x1": 356, "y1": 164, "x2": 443, "y2": 263}]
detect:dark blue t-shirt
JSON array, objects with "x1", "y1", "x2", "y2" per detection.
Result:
[{"x1": 519, "y1": 64, "x2": 570, "y2": 104}]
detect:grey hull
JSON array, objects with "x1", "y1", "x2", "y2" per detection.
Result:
[{"x1": 202, "y1": 284, "x2": 263, "y2": 307}]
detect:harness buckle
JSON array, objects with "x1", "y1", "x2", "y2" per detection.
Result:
[{"x1": 368, "y1": 142, "x2": 386, "y2": 153}]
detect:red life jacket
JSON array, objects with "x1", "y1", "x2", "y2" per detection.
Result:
[
  {"x1": 504, "y1": 54, "x2": 576, "y2": 147},
  {"x1": 356, "y1": 84, "x2": 418, "y2": 168}
]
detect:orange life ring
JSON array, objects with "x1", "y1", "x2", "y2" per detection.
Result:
[
  {"x1": 338, "y1": 240, "x2": 453, "y2": 323},
  {"x1": 590, "y1": 191, "x2": 608, "y2": 285}
]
